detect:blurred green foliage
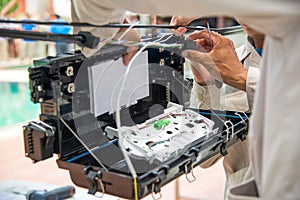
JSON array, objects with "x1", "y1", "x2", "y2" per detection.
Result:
[{"x1": 0, "y1": 0, "x2": 18, "y2": 16}]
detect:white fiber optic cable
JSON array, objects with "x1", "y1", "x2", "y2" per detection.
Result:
[{"x1": 115, "y1": 43, "x2": 152, "y2": 191}]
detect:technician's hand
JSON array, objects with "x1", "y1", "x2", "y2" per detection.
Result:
[
  {"x1": 182, "y1": 30, "x2": 248, "y2": 91},
  {"x1": 169, "y1": 16, "x2": 198, "y2": 36},
  {"x1": 170, "y1": 16, "x2": 198, "y2": 27},
  {"x1": 190, "y1": 61, "x2": 214, "y2": 86},
  {"x1": 115, "y1": 18, "x2": 141, "y2": 66},
  {"x1": 118, "y1": 28, "x2": 141, "y2": 66}
]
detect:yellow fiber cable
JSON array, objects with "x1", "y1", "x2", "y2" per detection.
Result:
[{"x1": 134, "y1": 177, "x2": 139, "y2": 200}]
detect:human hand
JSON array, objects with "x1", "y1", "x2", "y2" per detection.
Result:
[
  {"x1": 182, "y1": 30, "x2": 247, "y2": 91},
  {"x1": 115, "y1": 18, "x2": 141, "y2": 66},
  {"x1": 190, "y1": 61, "x2": 214, "y2": 86},
  {"x1": 170, "y1": 16, "x2": 198, "y2": 27},
  {"x1": 169, "y1": 16, "x2": 198, "y2": 36}
]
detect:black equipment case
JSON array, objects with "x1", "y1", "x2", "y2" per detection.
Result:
[{"x1": 23, "y1": 39, "x2": 249, "y2": 199}]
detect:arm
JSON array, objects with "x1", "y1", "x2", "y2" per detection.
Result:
[
  {"x1": 72, "y1": 0, "x2": 299, "y2": 38},
  {"x1": 71, "y1": 0, "x2": 140, "y2": 65}
]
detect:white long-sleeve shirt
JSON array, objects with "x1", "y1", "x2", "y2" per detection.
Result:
[
  {"x1": 190, "y1": 37, "x2": 262, "y2": 198},
  {"x1": 72, "y1": 1, "x2": 300, "y2": 199},
  {"x1": 190, "y1": 37, "x2": 262, "y2": 112}
]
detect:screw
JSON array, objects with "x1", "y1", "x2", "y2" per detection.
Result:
[
  {"x1": 159, "y1": 59, "x2": 165, "y2": 66},
  {"x1": 68, "y1": 83, "x2": 75, "y2": 93},
  {"x1": 66, "y1": 66, "x2": 74, "y2": 76},
  {"x1": 38, "y1": 98, "x2": 44, "y2": 103},
  {"x1": 37, "y1": 85, "x2": 43, "y2": 91}
]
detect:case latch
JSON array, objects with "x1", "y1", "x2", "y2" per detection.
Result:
[
  {"x1": 149, "y1": 166, "x2": 169, "y2": 200},
  {"x1": 220, "y1": 142, "x2": 228, "y2": 156},
  {"x1": 83, "y1": 166, "x2": 105, "y2": 197},
  {"x1": 184, "y1": 160, "x2": 196, "y2": 183}
]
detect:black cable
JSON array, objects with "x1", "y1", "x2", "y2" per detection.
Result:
[
  {"x1": 0, "y1": 20, "x2": 243, "y2": 48},
  {"x1": 0, "y1": 19, "x2": 242, "y2": 33},
  {"x1": 0, "y1": 29, "x2": 99, "y2": 48}
]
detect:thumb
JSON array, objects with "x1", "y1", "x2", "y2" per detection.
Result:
[{"x1": 182, "y1": 50, "x2": 209, "y2": 64}]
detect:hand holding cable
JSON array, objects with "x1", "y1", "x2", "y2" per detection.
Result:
[{"x1": 182, "y1": 30, "x2": 248, "y2": 91}]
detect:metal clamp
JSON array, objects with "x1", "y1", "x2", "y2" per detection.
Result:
[
  {"x1": 235, "y1": 112, "x2": 248, "y2": 124},
  {"x1": 95, "y1": 175, "x2": 105, "y2": 198},
  {"x1": 224, "y1": 120, "x2": 234, "y2": 143},
  {"x1": 184, "y1": 161, "x2": 196, "y2": 183},
  {"x1": 235, "y1": 112, "x2": 249, "y2": 141},
  {"x1": 221, "y1": 120, "x2": 234, "y2": 156}
]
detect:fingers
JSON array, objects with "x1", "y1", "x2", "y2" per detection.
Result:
[
  {"x1": 186, "y1": 30, "x2": 213, "y2": 51},
  {"x1": 170, "y1": 16, "x2": 198, "y2": 36},
  {"x1": 173, "y1": 27, "x2": 187, "y2": 36},
  {"x1": 186, "y1": 30, "x2": 210, "y2": 41},
  {"x1": 170, "y1": 16, "x2": 198, "y2": 26},
  {"x1": 123, "y1": 54, "x2": 132, "y2": 66},
  {"x1": 182, "y1": 49, "x2": 210, "y2": 64},
  {"x1": 193, "y1": 38, "x2": 211, "y2": 52},
  {"x1": 187, "y1": 30, "x2": 222, "y2": 48},
  {"x1": 123, "y1": 46, "x2": 138, "y2": 66},
  {"x1": 115, "y1": 26, "x2": 141, "y2": 66},
  {"x1": 169, "y1": 16, "x2": 179, "y2": 26},
  {"x1": 182, "y1": 50, "x2": 222, "y2": 82}
]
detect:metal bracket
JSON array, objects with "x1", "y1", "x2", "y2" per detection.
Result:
[
  {"x1": 83, "y1": 166, "x2": 105, "y2": 197},
  {"x1": 184, "y1": 161, "x2": 196, "y2": 183}
]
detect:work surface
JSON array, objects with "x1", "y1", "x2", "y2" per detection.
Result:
[
  {"x1": 0, "y1": 124, "x2": 225, "y2": 200},
  {"x1": 0, "y1": 180, "x2": 116, "y2": 200}
]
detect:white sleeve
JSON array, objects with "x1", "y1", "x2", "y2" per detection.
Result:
[
  {"x1": 71, "y1": 0, "x2": 125, "y2": 56},
  {"x1": 190, "y1": 80, "x2": 221, "y2": 110},
  {"x1": 246, "y1": 66, "x2": 260, "y2": 110},
  {"x1": 72, "y1": 0, "x2": 299, "y2": 39},
  {"x1": 72, "y1": 0, "x2": 127, "y2": 26}
]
